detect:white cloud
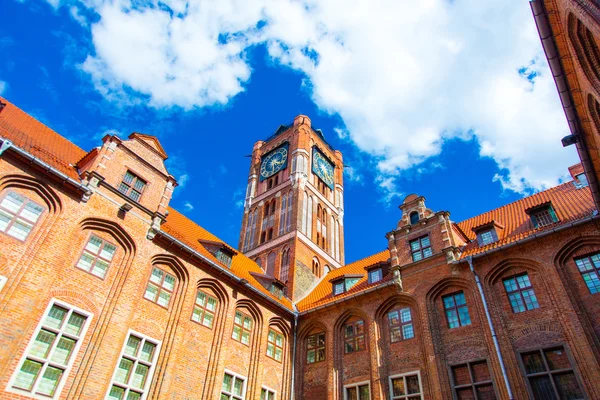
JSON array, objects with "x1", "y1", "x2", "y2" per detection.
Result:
[
  {"x1": 0, "y1": 80, "x2": 7, "y2": 95},
  {"x1": 183, "y1": 201, "x2": 194, "y2": 211},
  {"x1": 60, "y1": 0, "x2": 578, "y2": 196}
]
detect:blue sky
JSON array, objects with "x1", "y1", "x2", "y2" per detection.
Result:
[{"x1": 0, "y1": 0, "x2": 579, "y2": 263}]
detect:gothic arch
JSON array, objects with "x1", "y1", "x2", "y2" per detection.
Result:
[
  {"x1": 79, "y1": 217, "x2": 136, "y2": 257},
  {"x1": 425, "y1": 276, "x2": 475, "y2": 305},
  {"x1": 0, "y1": 174, "x2": 63, "y2": 213},
  {"x1": 483, "y1": 257, "x2": 543, "y2": 287},
  {"x1": 298, "y1": 320, "x2": 329, "y2": 339},
  {"x1": 568, "y1": 12, "x2": 600, "y2": 92},
  {"x1": 554, "y1": 233, "x2": 600, "y2": 267}
]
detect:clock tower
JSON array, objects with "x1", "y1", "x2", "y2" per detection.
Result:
[{"x1": 238, "y1": 115, "x2": 345, "y2": 301}]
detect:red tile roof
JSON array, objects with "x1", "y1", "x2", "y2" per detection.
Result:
[
  {"x1": 296, "y1": 250, "x2": 390, "y2": 312},
  {"x1": 161, "y1": 207, "x2": 293, "y2": 309},
  {"x1": 456, "y1": 181, "x2": 595, "y2": 258},
  {"x1": 0, "y1": 96, "x2": 86, "y2": 179}
]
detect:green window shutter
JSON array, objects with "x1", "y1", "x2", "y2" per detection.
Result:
[{"x1": 549, "y1": 206, "x2": 558, "y2": 222}]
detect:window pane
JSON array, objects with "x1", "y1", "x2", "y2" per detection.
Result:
[
  {"x1": 163, "y1": 274, "x2": 175, "y2": 291},
  {"x1": 108, "y1": 386, "x2": 125, "y2": 400},
  {"x1": 446, "y1": 310, "x2": 459, "y2": 329},
  {"x1": 516, "y1": 274, "x2": 531, "y2": 288},
  {"x1": 406, "y1": 375, "x2": 420, "y2": 394},
  {"x1": 131, "y1": 364, "x2": 149, "y2": 389},
  {"x1": 453, "y1": 364, "x2": 471, "y2": 385},
  {"x1": 412, "y1": 251, "x2": 423, "y2": 261},
  {"x1": 359, "y1": 385, "x2": 370, "y2": 399},
  {"x1": 101, "y1": 243, "x2": 117, "y2": 260},
  {"x1": 316, "y1": 348, "x2": 325, "y2": 361},
  {"x1": 554, "y1": 372, "x2": 584, "y2": 400},
  {"x1": 458, "y1": 306, "x2": 471, "y2": 326},
  {"x1": 129, "y1": 191, "x2": 141, "y2": 202},
  {"x1": 86, "y1": 236, "x2": 102, "y2": 253},
  {"x1": 133, "y1": 179, "x2": 146, "y2": 191},
  {"x1": 77, "y1": 252, "x2": 94, "y2": 271},
  {"x1": 243, "y1": 316, "x2": 252, "y2": 330},
  {"x1": 522, "y1": 289, "x2": 539, "y2": 311},
  {"x1": 475, "y1": 384, "x2": 496, "y2": 400},
  {"x1": 196, "y1": 292, "x2": 207, "y2": 307},
  {"x1": 118, "y1": 183, "x2": 130, "y2": 194},
  {"x1": 388, "y1": 311, "x2": 399, "y2": 325},
  {"x1": 36, "y1": 366, "x2": 63, "y2": 396},
  {"x1": 92, "y1": 259, "x2": 110, "y2": 278},
  {"x1": 232, "y1": 326, "x2": 242, "y2": 341},
  {"x1": 423, "y1": 247, "x2": 433, "y2": 258},
  {"x1": 346, "y1": 387, "x2": 358, "y2": 400},
  {"x1": 242, "y1": 331, "x2": 250, "y2": 345},
  {"x1": 14, "y1": 359, "x2": 42, "y2": 390},
  {"x1": 275, "y1": 333, "x2": 283, "y2": 347},
  {"x1": 400, "y1": 308, "x2": 412, "y2": 323},
  {"x1": 390, "y1": 327, "x2": 402, "y2": 342},
  {"x1": 222, "y1": 373, "x2": 232, "y2": 392},
  {"x1": 150, "y1": 268, "x2": 163, "y2": 284},
  {"x1": 9, "y1": 219, "x2": 32, "y2": 240},
  {"x1": 410, "y1": 240, "x2": 420, "y2": 251},
  {"x1": 22, "y1": 202, "x2": 44, "y2": 222},
  {"x1": 530, "y1": 376, "x2": 557, "y2": 400},
  {"x1": 345, "y1": 340, "x2": 354, "y2": 353},
  {"x1": 307, "y1": 350, "x2": 315, "y2": 363},
  {"x1": 575, "y1": 258, "x2": 594, "y2": 272},
  {"x1": 454, "y1": 292, "x2": 466, "y2": 306},
  {"x1": 123, "y1": 172, "x2": 134, "y2": 184},
  {"x1": 275, "y1": 348, "x2": 282, "y2": 361},
  {"x1": 522, "y1": 351, "x2": 546, "y2": 374},
  {"x1": 508, "y1": 293, "x2": 526, "y2": 313},
  {"x1": 582, "y1": 271, "x2": 600, "y2": 294},
  {"x1": 233, "y1": 378, "x2": 243, "y2": 396},
  {"x1": 115, "y1": 358, "x2": 133, "y2": 384},
  {"x1": 234, "y1": 311, "x2": 242, "y2": 325},
  {"x1": 456, "y1": 387, "x2": 475, "y2": 400},
  {"x1": 403, "y1": 324, "x2": 415, "y2": 339},
  {"x1": 207, "y1": 297, "x2": 217, "y2": 312},
  {"x1": 471, "y1": 361, "x2": 491, "y2": 382},
  {"x1": 158, "y1": 291, "x2": 171, "y2": 307},
  {"x1": 50, "y1": 337, "x2": 76, "y2": 365},
  {"x1": 127, "y1": 391, "x2": 142, "y2": 400},
  {"x1": 203, "y1": 312, "x2": 214, "y2": 328},
  {"x1": 503, "y1": 278, "x2": 518, "y2": 292},
  {"x1": 544, "y1": 348, "x2": 570, "y2": 371},
  {"x1": 140, "y1": 341, "x2": 155, "y2": 363},
  {"x1": 2, "y1": 192, "x2": 24, "y2": 212},
  {"x1": 144, "y1": 284, "x2": 159, "y2": 302},
  {"x1": 31, "y1": 329, "x2": 57, "y2": 358},
  {"x1": 0, "y1": 210, "x2": 11, "y2": 231},
  {"x1": 125, "y1": 336, "x2": 141, "y2": 357},
  {"x1": 392, "y1": 377, "x2": 405, "y2": 396},
  {"x1": 192, "y1": 307, "x2": 202, "y2": 323},
  {"x1": 443, "y1": 296, "x2": 455, "y2": 309},
  {"x1": 421, "y1": 236, "x2": 430, "y2": 247},
  {"x1": 267, "y1": 343, "x2": 274, "y2": 357}
]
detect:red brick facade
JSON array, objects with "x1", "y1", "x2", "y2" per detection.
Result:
[{"x1": 1, "y1": 5, "x2": 600, "y2": 397}]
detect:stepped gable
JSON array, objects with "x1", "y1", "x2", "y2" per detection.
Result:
[
  {"x1": 296, "y1": 249, "x2": 390, "y2": 312},
  {"x1": 0, "y1": 96, "x2": 86, "y2": 179},
  {"x1": 457, "y1": 181, "x2": 595, "y2": 258}
]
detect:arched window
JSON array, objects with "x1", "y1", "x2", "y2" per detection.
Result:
[
  {"x1": 343, "y1": 317, "x2": 366, "y2": 353},
  {"x1": 267, "y1": 228, "x2": 273, "y2": 241},
  {"x1": 388, "y1": 307, "x2": 415, "y2": 342},
  {"x1": 232, "y1": 309, "x2": 253, "y2": 345},
  {"x1": 274, "y1": 175, "x2": 279, "y2": 186},
  {"x1": 280, "y1": 248, "x2": 290, "y2": 282},
  {"x1": 307, "y1": 196, "x2": 313, "y2": 239},
  {"x1": 316, "y1": 204, "x2": 323, "y2": 247},
  {"x1": 255, "y1": 257, "x2": 262, "y2": 269},
  {"x1": 335, "y1": 219, "x2": 340, "y2": 261},
  {"x1": 410, "y1": 211, "x2": 419, "y2": 225},
  {"x1": 243, "y1": 211, "x2": 253, "y2": 252},
  {"x1": 279, "y1": 194, "x2": 287, "y2": 236},
  {"x1": 312, "y1": 258, "x2": 320, "y2": 277},
  {"x1": 569, "y1": 13, "x2": 600, "y2": 91},
  {"x1": 260, "y1": 231, "x2": 266, "y2": 244},
  {"x1": 286, "y1": 191, "x2": 293, "y2": 233},
  {"x1": 192, "y1": 290, "x2": 218, "y2": 329},
  {"x1": 267, "y1": 252, "x2": 276, "y2": 276},
  {"x1": 251, "y1": 209, "x2": 258, "y2": 248},
  {"x1": 324, "y1": 265, "x2": 331, "y2": 274},
  {"x1": 302, "y1": 192, "x2": 308, "y2": 234}
]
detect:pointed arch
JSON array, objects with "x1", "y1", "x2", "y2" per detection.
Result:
[
  {"x1": 279, "y1": 194, "x2": 287, "y2": 236},
  {"x1": 568, "y1": 12, "x2": 600, "y2": 92},
  {"x1": 0, "y1": 174, "x2": 63, "y2": 214},
  {"x1": 307, "y1": 196, "x2": 313, "y2": 239},
  {"x1": 286, "y1": 190, "x2": 293, "y2": 233},
  {"x1": 79, "y1": 217, "x2": 136, "y2": 256},
  {"x1": 483, "y1": 257, "x2": 543, "y2": 287},
  {"x1": 280, "y1": 247, "x2": 290, "y2": 283}
]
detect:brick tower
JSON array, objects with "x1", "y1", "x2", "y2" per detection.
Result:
[{"x1": 238, "y1": 115, "x2": 345, "y2": 301}]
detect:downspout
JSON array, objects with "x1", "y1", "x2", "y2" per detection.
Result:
[
  {"x1": 290, "y1": 307, "x2": 299, "y2": 400},
  {"x1": 466, "y1": 256, "x2": 514, "y2": 400}
]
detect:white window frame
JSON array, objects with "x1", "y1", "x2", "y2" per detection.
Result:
[
  {"x1": 388, "y1": 370, "x2": 424, "y2": 399},
  {"x1": 343, "y1": 380, "x2": 371, "y2": 400},
  {"x1": 105, "y1": 329, "x2": 162, "y2": 400},
  {"x1": 6, "y1": 299, "x2": 93, "y2": 400},
  {"x1": 221, "y1": 369, "x2": 247, "y2": 400},
  {"x1": 260, "y1": 385, "x2": 277, "y2": 400}
]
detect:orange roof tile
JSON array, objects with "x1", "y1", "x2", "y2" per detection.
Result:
[
  {"x1": 161, "y1": 207, "x2": 293, "y2": 310},
  {"x1": 0, "y1": 97, "x2": 86, "y2": 179},
  {"x1": 296, "y1": 250, "x2": 390, "y2": 312},
  {"x1": 457, "y1": 181, "x2": 595, "y2": 258}
]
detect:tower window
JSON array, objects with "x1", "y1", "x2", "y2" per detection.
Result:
[
  {"x1": 312, "y1": 258, "x2": 321, "y2": 277},
  {"x1": 118, "y1": 171, "x2": 146, "y2": 202}
]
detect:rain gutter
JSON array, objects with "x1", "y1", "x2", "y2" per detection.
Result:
[{"x1": 0, "y1": 137, "x2": 92, "y2": 200}]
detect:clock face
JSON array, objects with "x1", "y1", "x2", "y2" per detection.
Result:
[
  {"x1": 312, "y1": 148, "x2": 335, "y2": 188},
  {"x1": 260, "y1": 145, "x2": 289, "y2": 180}
]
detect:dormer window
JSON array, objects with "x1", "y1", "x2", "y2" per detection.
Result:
[
  {"x1": 118, "y1": 171, "x2": 146, "y2": 202},
  {"x1": 409, "y1": 211, "x2": 419, "y2": 225},
  {"x1": 216, "y1": 249, "x2": 232, "y2": 268},
  {"x1": 332, "y1": 276, "x2": 362, "y2": 296},
  {"x1": 270, "y1": 283, "x2": 284, "y2": 299},
  {"x1": 368, "y1": 268, "x2": 382, "y2": 284},
  {"x1": 527, "y1": 203, "x2": 559, "y2": 228},
  {"x1": 576, "y1": 173, "x2": 589, "y2": 187},
  {"x1": 199, "y1": 239, "x2": 236, "y2": 268},
  {"x1": 478, "y1": 229, "x2": 496, "y2": 246}
]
